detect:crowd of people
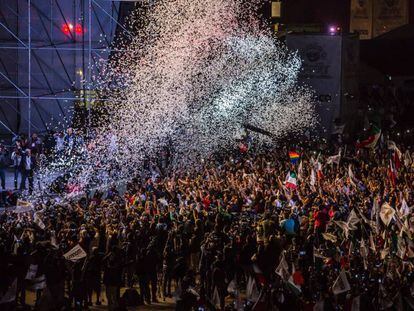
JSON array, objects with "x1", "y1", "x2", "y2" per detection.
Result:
[
  {"x1": 0, "y1": 126, "x2": 413, "y2": 311},
  {"x1": 0, "y1": 129, "x2": 84, "y2": 197}
]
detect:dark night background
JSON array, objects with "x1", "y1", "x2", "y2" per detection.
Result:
[{"x1": 262, "y1": 0, "x2": 414, "y2": 30}]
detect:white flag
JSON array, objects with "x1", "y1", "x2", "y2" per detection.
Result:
[
  {"x1": 360, "y1": 239, "x2": 368, "y2": 258},
  {"x1": 380, "y1": 203, "x2": 395, "y2": 227},
  {"x1": 212, "y1": 286, "x2": 221, "y2": 307},
  {"x1": 347, "y1": 209, "x2": 360, "y2": 230},
  {"x1": 387, "y1": 140, "x2": 402, "y2": 159},
  {"x1": 310, "y1": 169, "x2": 316, "y2": 187},
  {"x1": 158, "y1": 198, "x2": 168, "y2": 206},
  {"x1": 63, "y1": 244, "x2": 87, "y2": 262},
  {"x1": 227, "y1": 279, "x2": 237, "y2": 294},
  {"x1": 371, "y1": 198, "x2": 379, "y2": 220},
  {"x1": 298, "y1": 161, "x2": 303, "y2": 181},
  {"x1": 404, "y1": 150, "x2": 412, "y2": 167},
  {"x1": 14, "y1": 200, "x2": 34, "y2": 213},
  {"x1": 396, "y1": 237, "x2": 406, "y2": 259},
  {"x1": 400, "y1": 198, "x2": 411, "y2": 217},
  {"x1": 406, "y1": 239, "x2": 414, "y2": 258},
  {"x1": 34, "y1": 212, "x2": 45, "y2": 230},
  {"x1": 348, "y1": 165, "x2": 356, "y2": 187},
  {"x1": 380, "y1": 246, "x2": 390, "y2": 260},
  {"x1": 25, "y1": 264, "x2": 38, "y2": 280},
  {"x1": 246, "y1": 276, "x2": 259, "y2": 301},
  {"x1": 322, "y1": 232, "x2": 337, "y2": 243},
  {"x1": 327, "y1": 149, "x2": 341, "y2": 165},
  {"x1": 334, "y1": 221, "x2": 349, "y2": 239},
  {"x1": 275, "y1": 252, "x2": 290, "y2": 281},
  {"x1": 332, "y1": 270, "x2": 350, "y2": 295}
]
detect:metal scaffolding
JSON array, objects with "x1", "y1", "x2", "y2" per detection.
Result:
[{"x1": 0, "y1": 0, "x2": 136, "y2": 138}]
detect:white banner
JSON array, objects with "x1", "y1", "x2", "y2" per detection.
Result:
[
  {"x1": 14, "y1": 200, "x2": 34, "y2": 214},
  {"x1": 63, "y1": 244, "x2": 87, "y2": 262},
  {"x1": 286, "y1": 34, "x2": 342, "y2": 135}
]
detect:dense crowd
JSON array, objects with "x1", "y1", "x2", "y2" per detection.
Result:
[{"x1": 0, "y1": 129, "x2": 413, "y2": 311}]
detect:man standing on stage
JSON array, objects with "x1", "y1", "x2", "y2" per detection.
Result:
[{"x1": 20, "y1": 148, "x2": 36, "y2": 194}]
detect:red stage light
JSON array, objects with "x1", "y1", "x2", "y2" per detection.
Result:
[
  {"x1": 75, "y1": 24, "x2": 83, "y2": 34},
  {"x1": 61, "y1": 23, "x2": 74, "y2": 35}
]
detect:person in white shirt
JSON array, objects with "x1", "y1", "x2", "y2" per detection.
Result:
[{"x1": 11, "y1": 147, "x2": 22, "y2": 189}]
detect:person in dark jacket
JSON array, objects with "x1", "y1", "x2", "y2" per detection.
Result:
[
  {"x1": 0, "y1": 144, "x2": 7, "y2": 190},
  {"x1": 11, "y1": 147, "x2": 22, "y2": 190},
  {"x1": 84, "y1": 247, "x2": 103, "y2": 306},
  {"x1": 103, "y1": 246, "x2": 123, "y2": 311},
  {"x1": 20, "y1": 148, "x2": 36, "y2": 194}
]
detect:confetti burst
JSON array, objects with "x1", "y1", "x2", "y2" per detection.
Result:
[{"x1": 31, "y1": 0, "x2": 316, "y2": 201}]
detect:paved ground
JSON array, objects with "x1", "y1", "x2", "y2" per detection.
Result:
[
  {"x1": 25, "y1": 287, "x2": 176, "y2": 310},
  {"x1": 1, "y1": 169, "x2": 19, "y2": 190}
]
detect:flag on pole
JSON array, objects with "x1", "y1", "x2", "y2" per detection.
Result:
[
  {"x1": 371, "y1": 198, "x2": 378, "y2": 220},
  {"x1": 334, "y1": 221, "x2": 350, "y2": 239},
  {"x1": 356, "y1": 124, "x2": 381, "y2": 149},
  {"x1": 388, "y1": 140, "x2": 402, "y2": 170},
  {"x1": 326, "y1": 149, "x2": 341, "y2": 165},
  {"x1": 403, "y1": 150, "x2": 412, "y2": 167},
  {"x1": 348, "y1": 165, "x2": 356, "y2": 187},
  {"x1": 369, "y1": 233, "x2": 376, "y2": 252},
  {"x1": 322, "y1": 232, "x2": 337, "y2": 243},
  {"x1": 388, "y1": 159, "x2": 397, "y2": 187},
  {"x1": 400, "y1": 198, "x2": 411, "y2": 217},
  {"x1": 347, "y1": 209, "x2": 360, "y2": 230},
  {"x1": 297, "y1": 161, "x2": 303, "y2": 181},
  {"x1": 288, "y1": 151, "x2": 300, "y2": 164},
  {"x1": 316, "y1": 161, "x2": 324, "y2": 180},
  {"x1": 380, "y1": 203, "x2": 395, "y2": 227},
  {"x1": 275, "y1": 252, "x2": 290, "y2": 281},
  {"x1": 310, "y1": 169, "x2": 316, "y2": 188},
  {"x1": 332, "y1": 270, "x2": 351, "y2": 295},
  {"x1": 285, "y1": 171, "x2": 297, "y2": 189}
]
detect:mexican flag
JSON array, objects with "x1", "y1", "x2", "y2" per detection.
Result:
[
  {"x1": 388, "y1": 159, "x2": 397, "y2": 187},
  {"x1": 285, "y1": 171, "x2": 297, "y2": 189},
  {"x1": 356, "y1": 124, "x2": 381, "y2": 149}
]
